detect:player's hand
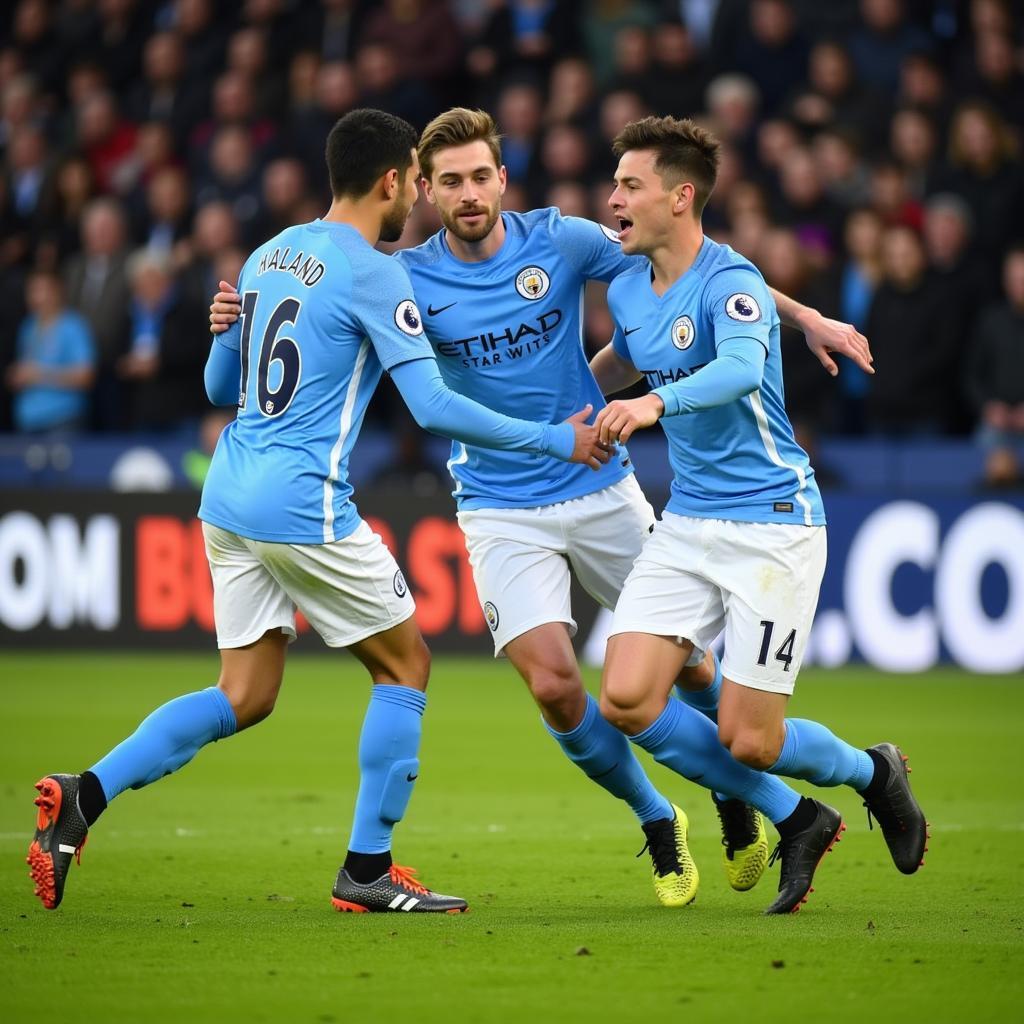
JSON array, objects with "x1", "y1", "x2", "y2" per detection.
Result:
[
  {"x1": 800, "y1": 309, "x2": 874, "y2": 376},
  {"x1": 209, "y1": 280, "x2": 242, "y2": 334},
  {"x1": 563, "y1": 404, "x2": 613, "y2": 470},
  {"x1": 595, "y1": 394, "x2": 664, "y2": 445}
]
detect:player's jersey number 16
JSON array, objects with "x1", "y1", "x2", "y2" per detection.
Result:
[{"x1": 238, "y1": 290, "x2": 303, "y2": 418}]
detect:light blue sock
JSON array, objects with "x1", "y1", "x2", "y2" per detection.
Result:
[
  {"x1": 628, "y1": 698, "x2": 800, "y2": 824},
  {"x1": 770, "y1": 719, "x2": 874, "y2": 790},
  {"x1": 349, "y1": 684, "x2": 427, "y2": 854},
  {"x1": 90, "y1": 686, "x2": 237, "y2": 802},
  {"x1": 675, "y1": 649, "x2": 722, "y2": 723},
  {"x1": 545, "y1": 694, "x2": 673, "y2": 824}
]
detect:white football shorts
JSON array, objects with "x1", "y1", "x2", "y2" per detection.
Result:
[
  {"x1": 610, "y1": 513, "x2": 827, "y2": 695},
  {"x1": 202, "y1": 519, "x2": 415, "y2": 649},
  {"x1": 458, "y1": 476, "x2": 704, "y2": 659}
]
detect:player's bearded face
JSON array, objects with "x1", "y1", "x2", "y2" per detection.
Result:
[
  {"x1": 381, "y1": 163, "x2": 419, "y2": 243},
  {"x1": 427, "y1": 142, "x2": 505, "y2": 244}
]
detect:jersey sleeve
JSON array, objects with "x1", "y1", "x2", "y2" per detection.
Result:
[
  {"x1": 351, "y1": 254, "x2": 434, "y2": 371},
  {"x1": 63, "y1": 314, "x2": 96, "y2": 366},
  {"x1": 548, "y1": 211, "x2": 642, "y2": 283},
  {"x1": 704, "y1": 267, "x2": 773, "y2": 355}
]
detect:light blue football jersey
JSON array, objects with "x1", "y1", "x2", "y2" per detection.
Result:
[
  {"x1": 395, "y1": 208, "x2": 637, "y2": 509},
  {"x1": 609, "y1": 236, "x2": 826, "y2": 526},
  {"x1": 199, "y1": 220, "x2": 435, "y2": 543}
]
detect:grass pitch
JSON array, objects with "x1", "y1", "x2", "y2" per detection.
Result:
[{"x1": 1, "y1": 653, "x2": 1022, "y2": 1023}]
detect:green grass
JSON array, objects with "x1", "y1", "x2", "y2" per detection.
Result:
[{"x1": 2, "y1": 654, "x2": 1022, "y2": 1023}]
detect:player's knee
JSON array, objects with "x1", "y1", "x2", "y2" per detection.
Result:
[
  {"x1": 406, "y1": 635, "x2": 431, "y2": 689},
  {"x1": 723, "y1": 730, "x2": 778, "y2": 771},
  {"x1": 524, "y1": 663, "x2": 579, "y2": 714},
  {"x1": 219, "y1": 682, "x2": 279, "y2": 729},
  {"x1": 599, "y1": 684, "x2": 645, "y2": 734}
]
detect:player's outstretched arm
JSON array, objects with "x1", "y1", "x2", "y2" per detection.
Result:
[
  {"x1": 596, "y1": 337, "x2": 767, "y2": 444},
  {"x1": 768, "y1": 287, "x2": 874, "y2": 377},
  {"x1": 590, "y1": 342, "x2": 643, "y2": 396},
  {"x1": 391, "y1": 358, "x2": 611, "y2": 469},
  {"x1": 209, "y1": 280, "x2": 241, "y2": 333}
]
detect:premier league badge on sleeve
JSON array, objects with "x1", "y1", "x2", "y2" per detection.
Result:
[
  {"x1": 725, "y1": 293, "x2": 761, "y2": 322},
  {"x1": 394, "y1": 299, "x2": 425, "y2": 335}
]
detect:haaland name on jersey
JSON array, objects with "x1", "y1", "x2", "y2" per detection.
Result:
[{"x1": 255, "y1": 245, "x2": 326, "y2": 287}]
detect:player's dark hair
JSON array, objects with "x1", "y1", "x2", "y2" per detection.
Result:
[
  {"x1": 418, "y1": 108, "x2": 503, "y2": 181},
  {"x1": 325, "y1": 109, "x2": 419, "y2": 199},
  {"x1": 613, "y1": 116, "x2": 720, "y2": 214}
]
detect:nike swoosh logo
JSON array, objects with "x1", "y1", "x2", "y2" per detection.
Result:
[
  {"x1": 427, "y1": 302, "x2": 456, "y2": 316},
  {"x1": 624, "y1": 326, "x2": 642, "y2": 336},
  {"x1": 406, "y1": 773, "x2": 419, "y2": 782}
]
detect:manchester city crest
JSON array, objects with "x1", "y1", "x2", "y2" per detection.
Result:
[
  {"x1": 670, "y1": 314, "x2": 696, "y2": 350},
  {"x1": 515, "y1": 266, "x2": 551, "y2": 300},
  {"x1": 483, "y1": 601, "x2": 500, "y2": 631}
]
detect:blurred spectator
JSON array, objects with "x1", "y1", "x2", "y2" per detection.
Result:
[
  {"x1": 226, "y1": 26, "x2": 286, "y2": 121},
  {"x1": 118, "y1": 248, "x2": 177, "y2": 428},
  {"x1": 37, "y1": 155, "x2": 96, "y2": 267},
  {"x1": 726, "y1": 0, "x2": 808, "y2": 116},
  {"x1": 582, "y1": 0, "x2": 658, "y2": 86},
  {"x1": 788, "y1": 39, "x2": 888, "y2": 147},
  {"x1": 254, "y1": 157, "x2": 311, "y2": 244},
  {"x1": 195, "y1": 125, "x2": 264, "y2": 246},
  {"x1": 174, "y1": 0, "x2": 229, "y2": 88},
  {"x1": 354, "y1": 42, "x2": 436, "y2": 129},
  {"x1": 865, "y1": 224, "x2": 958, "y2": 435},
  {"x1": 189, "y1": 70, "x2": 278, "y2": 172},
  {"x1": 134, "y1": 164, "x2": 193, "y2": 258},
  {"x1": 868, "y1": 160, "x2": 923, "y2": 231},
  {"x1": 934, "y1": 101, "x2": 1024, "y2": 273},
  {"x1": 5, "y1": 123, "x2": 50, "y2": 227},
  {"x1": 128, "y1": 31, "x2": 205, "y2": 148},
  {"x1": 545, "y1": 57, "x2": 598, "y2": 133},
  {"x1": 896, "y1": 50, "x2": 950, "y2": 128},
  {"x1": 496, "y1": 81, "x2": 544, "y2": 189},
  {"x1": 774, "y1": 146, "x2": 843, "y2": 264},
  {"x1": 76, "y1": 90, "x2": 138, "y2": 194},
  {"x1": 967, "y1": 245, "x2": 1024, "y2": 487},
  {"x1": 285, "y1": 58, "x2": 358, "y2": 190},
  {"x1": 183, "y1": 409, "x2": 234, "y2": 488},
  {"x1": 847, "y1": 0, "x2": 931, "y2": 93},
  {"x1": 705, "y1": 73, "x2": 760, "y2": 156},
  {"x1": 812, "y1": 127, "x2": 871, "y2": 210},
  {"x1": 958, "y1": 30, "x2": 1024, "y2": 128},
  {"x1": 6, "y1": 267, "x2": 95, "y2": 433},
  {"x1": 539, "y1": 124, "x2": 591, "y2": 190},
  {"x1": 468, "y1": 1, "x2": 580, "y2": 86},
  {"x1": 644, "y1": 20, "x2": 707, "y2": 118},
  {"x1": 63, "y1": 196, "x2": 131, "y2": 429},
  {"x1": 546, "y1": 180, "x2": 591, "y2": 219},
  {"x1": 358, "y1": 0, "x2": 463, "y2": 101},
  {"x1": 91, "y1": 0, "x2": 150, "y2": 92},
  {"x1": 889, "y1": 107, "x2": 939, "y2": 199},
  {"x1": 9, "y1": 0, "x2": 64, "y2": 95},
  {"x1": 833, "y1": 207, "x2": 884, "y2": 433},
  {"x1": 759, "y1": 226, "x2": 837, "y2": 444},
  {"x1": 370, "y1": 423, "x2": 449, "y2": 496}
]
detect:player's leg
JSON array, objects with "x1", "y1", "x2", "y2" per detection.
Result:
[
  {"x1": 265, "y1": 521, "x2": 465, "y2": 913},
  {"x1": 715, "y1": 521, "x2": 928, "y2": 874},
  {"x1": 600, "y1": 516, "x2": 846, "y2": 914},
  {"x1": 461, "y1": 495, "x2": 693, "y2": 905},
  {"x1": 28, "y1": 524, "x2": 293, "y2": 910}
]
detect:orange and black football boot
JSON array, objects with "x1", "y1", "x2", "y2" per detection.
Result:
[{"x1": 27, "y1": 774, "x2": 88, "y2": 909}]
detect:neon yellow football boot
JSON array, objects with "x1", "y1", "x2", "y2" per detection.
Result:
[
  {"x1": 713, "y1": 795, "x2": 769, "y2": 891},
  {"x1": 639, "y1": 804, "x2": 699, "y2": 907}
]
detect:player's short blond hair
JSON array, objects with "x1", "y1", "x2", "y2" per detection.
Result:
[
  {"x1": 418, "y1": 108, "x2": 503, "y2": 180},
  {"x1": 613, "y1": 116, "x2": 721, "y2": 214}
]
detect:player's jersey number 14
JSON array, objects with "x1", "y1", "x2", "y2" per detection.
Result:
[{"x1": 238, "y1": 290, "x2": 303, "y2": 418}]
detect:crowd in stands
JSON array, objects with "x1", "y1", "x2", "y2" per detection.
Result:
[{"x1": 1, "y1": 0, "x2": 1022, "y2": 485}]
